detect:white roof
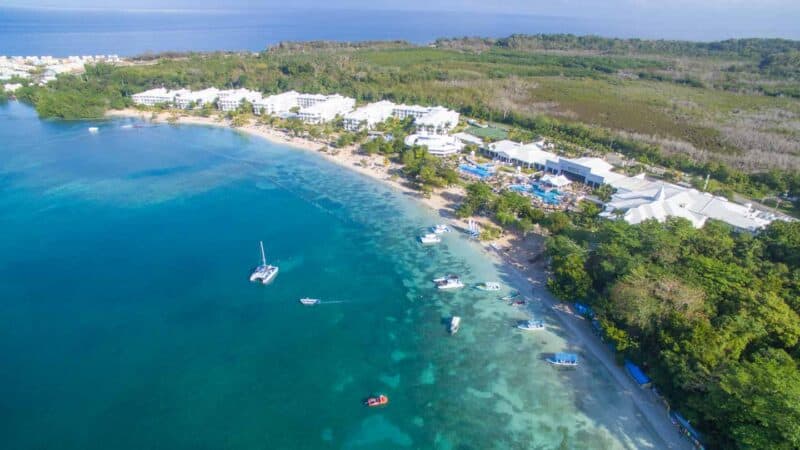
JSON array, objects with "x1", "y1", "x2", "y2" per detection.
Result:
[
  {"x1": 256, "y1": 90, "x2": 299, "y2": 104},
  {"x1": 605, "y1": 182, "x2": 780, "y2": 231},
  {"x1": 393, "y1": 104, "x2": 430, "y2": 114},
  {"x1": 175, "y1": 88, "x2": 220, "y2": 105},
  {"x1": 218, "y1": 89, "x2": 262, "y2": 102},
  {"x1": 404, "y1": 134, "x2": 463, "y2": 156},
  {"x1": 452, "y1": 132, "x2": 484, "y2": 146},
  {"x1": 606, "y1": 172, "x2": 658, "y2": 193},
  {"x1": 299, "y1": 94, "x2": 354, "y2": 116},
  {"x1": 541, "y1": 174, "x2": 572, "y2": 187},
  {"x1": 416, "y1": 107, "x2": 459, "y2": 127},
  {"x1": 344, "y1": 101, "x2": 396, "y2": 122},
  {"x1": 489, "y1": 140, "x2": 556, "y2": 166},
  {"x1": 571, "y1": 157, "x2": 615, "y2": 174},
  {"x1": 132, "y1": 88, "x2": 171, "y2": 97}
]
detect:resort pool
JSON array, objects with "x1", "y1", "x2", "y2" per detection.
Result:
[
  {"x1": 509, "y1": 184, "x2": 562, "y2": 205},
  {"x1": 460, "y1": 164, "x2": 494, "y2": 179}
]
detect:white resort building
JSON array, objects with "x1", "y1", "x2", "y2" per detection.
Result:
[
  {"x1": 217, "y1": 89, "x2": 263, "y2": 112},
  {"x1": 253, "y1": 91, "x2": 300, "y2": 116},
  {"x1": 131, "y1": 88, "x2": 182, "y2": 107},
  {"x1": 415, "y1": 107, "x2": 460, "y2": 135},
  {"x1": 390, "y1": 104, "x2": 460, "y2": 135},
  {"x1": 297, "y1": 94, "x2": 355, "y2": 124},
  {"x1": 297, "y1": 93, "x2": 330, "y2": 108},
  {"x1": 391, "y1": 104, "x2": 431, "y2": 120},
  {"x1": 174, "y1": 88, "x2": 220, "y2": 109},
  {"x1": 404, "y1": 134, "x2": 464, "y2": 157},
  {"x1": 343, "y1": 101, "x2": 396, "y2": 131},
  {"x1": 487, "y1": 140, "x2": 556, "y2": 170},
  {"x1": 482, "y1": 138, "x2": 787, "y2": 232},
  {"x1": 601, "y1": 183, "x2": 785, "y2": 232}
]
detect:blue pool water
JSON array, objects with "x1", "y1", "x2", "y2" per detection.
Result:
[
  {"x1": 459, "y1": 164, "x2": 494, "y2": 179},
  {"x1": 509, "y1": 184, "x2": 562, "y2": 205}
]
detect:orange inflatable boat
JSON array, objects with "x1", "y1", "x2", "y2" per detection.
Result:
[{"x1": 364, "y1": 394, "x2": 389, "y2": 407}]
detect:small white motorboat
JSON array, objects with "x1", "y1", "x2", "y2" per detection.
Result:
[
  {"x1": 517, "y1": 319, "x2": 545, "y2": 331},
  {"x1": 88, "y1": 127, "x2": 99, "y2": 134},
  {"x1": 299, "y1": 298, "x2": 320, "y2": 306},
  {"x1": 432, "y1": 224, "x2": 451, "y2": 234},
  {"x1": 249, "y1": 241, "x2": 279, "y2": 285},
  {"x1": 548, "y1": 352, "x2": 579, "y2": 366},
  {"x1": 434, "y1": 274, "x2": 464, "y2": 290},
  {"x1": 419, "y1": 233, "x2": 441, "y2": 244},
  {"x1": 449, "y1": 316, "x2": 461, "y2": 334},
  {"x1": 476, "y1": 282, "x2": 501, "y2": 291}
]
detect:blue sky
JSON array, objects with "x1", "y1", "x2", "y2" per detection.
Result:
[
  {"x1": 3, "y1": 0, "x2": 798, "y2": 16},
  {"x1": 2, "y1": 0, "x2": 798, "y2": 40}
]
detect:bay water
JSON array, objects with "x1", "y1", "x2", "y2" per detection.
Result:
[{"x1": 0, "y1": 102, "x2": 658, "y2": 449}]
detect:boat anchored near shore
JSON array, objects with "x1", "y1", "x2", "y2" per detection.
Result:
[
  {"x1": 433, "y1": 274, "x2": 464, "y2": 290},
  {"x1": 476, "y1": 281, "x2": 501, "y2": 291},
  {"x1": 419, "y1": 232, "x2": 441, "y2": 244},
  {"x1": 249, "y1": 241, "x2": 279, "y2": 285},
  {"x1": 547, "y1": 352, "x2": 579, "y2": 367},
  {"x1": 517, "y1": 319, "x2": 545, "y2": 331},
  {"x1": 431, "y1": 224, "x2": 451, "y2": 234},
  {"x1": 449, "y1": 316, "x2": 461, "y2": 334}
]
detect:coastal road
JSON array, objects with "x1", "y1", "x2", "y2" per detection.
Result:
[{"x1": 493, "y1": 247, "x2": 694, "y2": 450}]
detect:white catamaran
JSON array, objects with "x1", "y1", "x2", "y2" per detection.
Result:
[{"x1": 249, "y1": 241, "x2": 279, "y2": 285}]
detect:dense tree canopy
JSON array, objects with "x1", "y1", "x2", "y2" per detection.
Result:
[{"x1": 544, "y1": 216, "x2": 800, "y2": 449}]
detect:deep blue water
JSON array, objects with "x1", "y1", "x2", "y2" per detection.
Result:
[
  {"x1": 2, "y1": 6, "x2": 798, "y2": 57},
  {"x1": 0, "y1": 101, "x2": 665, "y2": 449}
]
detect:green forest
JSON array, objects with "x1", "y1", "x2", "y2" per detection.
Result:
[{"x1": 457, "y1": 181, "x2": 800, "y2": 449}]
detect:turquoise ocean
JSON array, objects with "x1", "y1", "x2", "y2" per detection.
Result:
[{"x1": 0, "y1": 102, "x2": 659, "y2": 449}]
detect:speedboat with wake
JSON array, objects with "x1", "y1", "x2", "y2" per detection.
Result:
[
  {"x1": 299, "y1": 298, "x2": 320, "y2": 306},
  {"x1": 419, "y1": 233, "x2": 441, "y2": 244},
  {"x1": 517, "y1": 319, "x2": 545, "y2": 331},
  {"x1": 433, "y1": 274, "x2": 464, "y2": 290},
  {"x1": 249, "y1": 241, "x2": 279, "y2": 285}
]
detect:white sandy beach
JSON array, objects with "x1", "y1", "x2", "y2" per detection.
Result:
[{"x1": 106, "y1": 108, "x2": 692, "y2": 450}]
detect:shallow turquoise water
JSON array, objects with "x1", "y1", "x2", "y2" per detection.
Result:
[{"x1": 0, "y1": 102, "x2": 659, "y2": 449}]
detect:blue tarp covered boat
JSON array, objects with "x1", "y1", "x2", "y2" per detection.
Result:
[{"x1": 624, "y1": 360, "x2": 652, "y2": 386}]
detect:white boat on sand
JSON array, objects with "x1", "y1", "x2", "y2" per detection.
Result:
[{"x1": 249, "y1": 241, "x2": 279, "y2": 285}]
